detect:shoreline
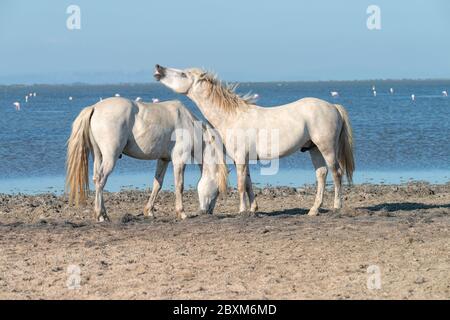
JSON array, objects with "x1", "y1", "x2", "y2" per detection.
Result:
[
  {"x1": 1, "y1": 169, "x2": 449, "y2": 195},
  {"x1": 1, "y1": 181, "x2": 449, "y2": 223}
]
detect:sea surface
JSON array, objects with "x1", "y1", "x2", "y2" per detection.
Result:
[{"x1": 0, "y1": 80, "x2": 449, "y2": 194}]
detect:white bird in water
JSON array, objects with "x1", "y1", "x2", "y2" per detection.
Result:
[
  {"x1": 69, "y1": 96, "x2": 73, "y2": 101},
  {"x1": 152, "y1": 98, "x2": 159, "y2": 103},
  {"x1": 411, "y1": 94, "x2": 415, "y2": 101},
  {"x1": 390, "y1": 88, "x2": 394, "y2": 94},
  {"x1": 25, "y1": 95, "x2": 28, "y2": 103},
  {"x1": 330, "y1": 91, "x2": 339, "y2": 97},
  {"x1": 443, "y1": 90, "x2": 448, "y2": 97},
  {"x1": 372, "y1": 85, "x2": 376, "y2": 91},
  {"x1": 253, "y1": 93, "x2": 259, "y2": 100},
  {"x1": 373, "y1": 90, "x2": 377, "y2": 97},
  {"x1": 99, "y1": 97, "x2": 103, "y2": 102},
  {"x1": 33, "y1": 92, "x2": 36, "y2": 97},
  {"x1": 115, "y1": 93, "x2": 120, "y2": 97},
  {"x1": 13, "y1": 102, "x2": 20, "y2": 110},
  {"x1": 135, "y1": 97, "x2": 142, "y2": 102}
]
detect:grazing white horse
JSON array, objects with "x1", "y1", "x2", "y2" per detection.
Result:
[
  {"x1": 154, "y1": 65, "x2": 355, "y2": 216},
  {"x1": 66, "y1": 97, "x2": 228, "y2": 221}
]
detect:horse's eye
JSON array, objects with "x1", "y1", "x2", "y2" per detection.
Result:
[{"x1": 181, "y1": 72, "x2": 187, "y2": 78}]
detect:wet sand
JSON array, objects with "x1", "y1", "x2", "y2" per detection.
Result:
[{"x1": 0, "y1": 182, "x2": 449, "y2": 299}]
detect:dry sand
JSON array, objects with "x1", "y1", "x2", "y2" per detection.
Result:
[{"x1": 0, "y1": 182, "x2": 449, "y2": 300}]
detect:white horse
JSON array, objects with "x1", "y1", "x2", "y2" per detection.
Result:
[
  {"x1": 66, "y1": 97, "x2": 228, "y2": 221},
  {"x1": 154, "y1": 65, "x2": 355, "y2": 216}
]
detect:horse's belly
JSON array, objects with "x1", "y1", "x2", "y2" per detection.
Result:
[
  {"x1": 254, "y1": 127, "x2": 308, "y2": 160},
  {"x1": 123, "y1": 134, "x2": 173, "y2": 160}
]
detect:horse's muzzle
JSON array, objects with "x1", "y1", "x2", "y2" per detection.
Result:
[{"x1": 154, "y1": 64, "x2": 165, "y2": 81}]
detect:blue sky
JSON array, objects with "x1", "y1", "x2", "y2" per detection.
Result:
[{"x1": 1, "y1": 0, "x2": 449, "y2": 83}]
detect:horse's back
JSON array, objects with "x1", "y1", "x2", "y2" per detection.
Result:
[
  {"x1": 92, "y1": 97, "x2": 187, "y2": 120},
  {"x1": 92, "y1": 97, "x2": 135, "y2": 119},
  {"x1": 135, "y1": 99, "x2": 195, "y2": 124}
]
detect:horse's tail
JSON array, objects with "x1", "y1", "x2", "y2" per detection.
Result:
[
  {"x1": 66, "y1": 105, "x2": 95, "y2": 206},
  {"x1": 334, "y1": 104, "x2": 355, "y2": 184}
]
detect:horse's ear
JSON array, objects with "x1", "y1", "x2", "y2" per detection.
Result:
[{"x1": 199, "y1": 72, "x2": 208, "y2": 81}]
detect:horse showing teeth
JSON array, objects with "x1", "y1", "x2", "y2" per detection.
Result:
[{"x1": 156, "y1": 65, "x2": 355, "y2": 216}]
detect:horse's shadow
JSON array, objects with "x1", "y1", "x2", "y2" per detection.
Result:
[
  {"x1": 257, "y1": 208, "x2": 317, "y2": 217},
  {"x1": 255, "y1": 202, "x2": 450, "y2": 217},
  {"x1": 361, "y1": 202, "x2": 450, "y2": 212}
]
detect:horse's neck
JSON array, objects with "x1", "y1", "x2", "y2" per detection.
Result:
[
  {"x1": 188, "y1": 91, "x2": 231, "y2": 135},
  {"x1": 200, "y1": 140, "x2": 216, "y2": 176}
]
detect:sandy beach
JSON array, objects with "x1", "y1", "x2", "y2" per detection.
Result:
[{"x1": 0, "y1": 182, "x2": 449, "y2": 299}]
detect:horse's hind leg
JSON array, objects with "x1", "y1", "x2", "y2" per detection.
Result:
[
  {"x1": 308, "y1": 148, "x2": 328, "y2": 216},
  {"x1": 331, "y1": 164, "x2": 343, "y2": 210},
  {"x1": 92, "y1": 138, "x2": 102, "y2": 185},
  {"x1": 93, "y1": 153, "x2": 118, "y2": 222},
  {"x1": 246, "y1": 171, "x2": 258, "y2": 213},
  {"x1": 91, "y1": 138, "x2": 107, "y2": 221},
  {"x1": 236, "y1": 163, "x2": 248, "y2": 213},
  {"x1": 316, "y1": 144, "x2": 343, "y2": 211},
  {"x1": 144, "y1": 159, "x2": 169, "y2": 217}
]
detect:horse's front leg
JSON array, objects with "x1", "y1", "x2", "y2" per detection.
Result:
[
  {"x1": 173, "y1": 163, "x2": 187, "y2": 220},
  {"x1": 144, "y1": 159, "x2": 169, "y2": 217},
  {"x1": 236, "y1": 163, "x2": 249, "y2": 213},
  {"x1": 246, "y1": 171, "x2": 258, "y2": 213}
]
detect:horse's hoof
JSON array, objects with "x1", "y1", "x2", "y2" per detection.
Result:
[
  {"x1": 97, "y1": 215, "x2": 110, "y2": 222},
  {"x1": 250, "y1": 203, "x2": 258, "y2": 213},
  {"x1": 239, "y1": 205, "x2": 247, "y2": 214},
  {"x1": 143, "y1": 207, "x2": 155, "y2": 218},
  {"x1": 177, "y1": 211, "x2": 187, "y2": 220},
  {"x1": 307, "y1": 209, "x2": 319, "y2": 216}
]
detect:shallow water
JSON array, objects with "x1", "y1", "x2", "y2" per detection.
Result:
[
  {"x1": 0, "y1": 80, "x2": 449, "y2": 194},
  {"x1": 0, "y1": 168, "x2": 448, "y2": 195}
]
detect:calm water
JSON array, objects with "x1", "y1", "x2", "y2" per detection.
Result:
[{"x1": 0, "y1": 80, "x2": 449, "y2": 194}]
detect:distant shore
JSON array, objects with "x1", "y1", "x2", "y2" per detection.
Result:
[
  {"x1": 2, "y1": 78, "x2": 450, "y2": 87},
  {"x1": 1, "y1": 182, "x2": 449, "y2": 299}
]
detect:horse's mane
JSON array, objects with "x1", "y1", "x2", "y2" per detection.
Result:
[
  {"x1": 203, "y1": 124, "x2": 228, "y2": 194},
  {"x1": 193, "y1": 69, "x2": 256, "y2": 113}
]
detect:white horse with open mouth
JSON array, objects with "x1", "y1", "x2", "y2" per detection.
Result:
[
  {"x1": 154, "y1": 65, "x2": 354, "y2": 216},
  {"x1": 66, "y1": 97, "x2": 228, "y2": 221}
]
